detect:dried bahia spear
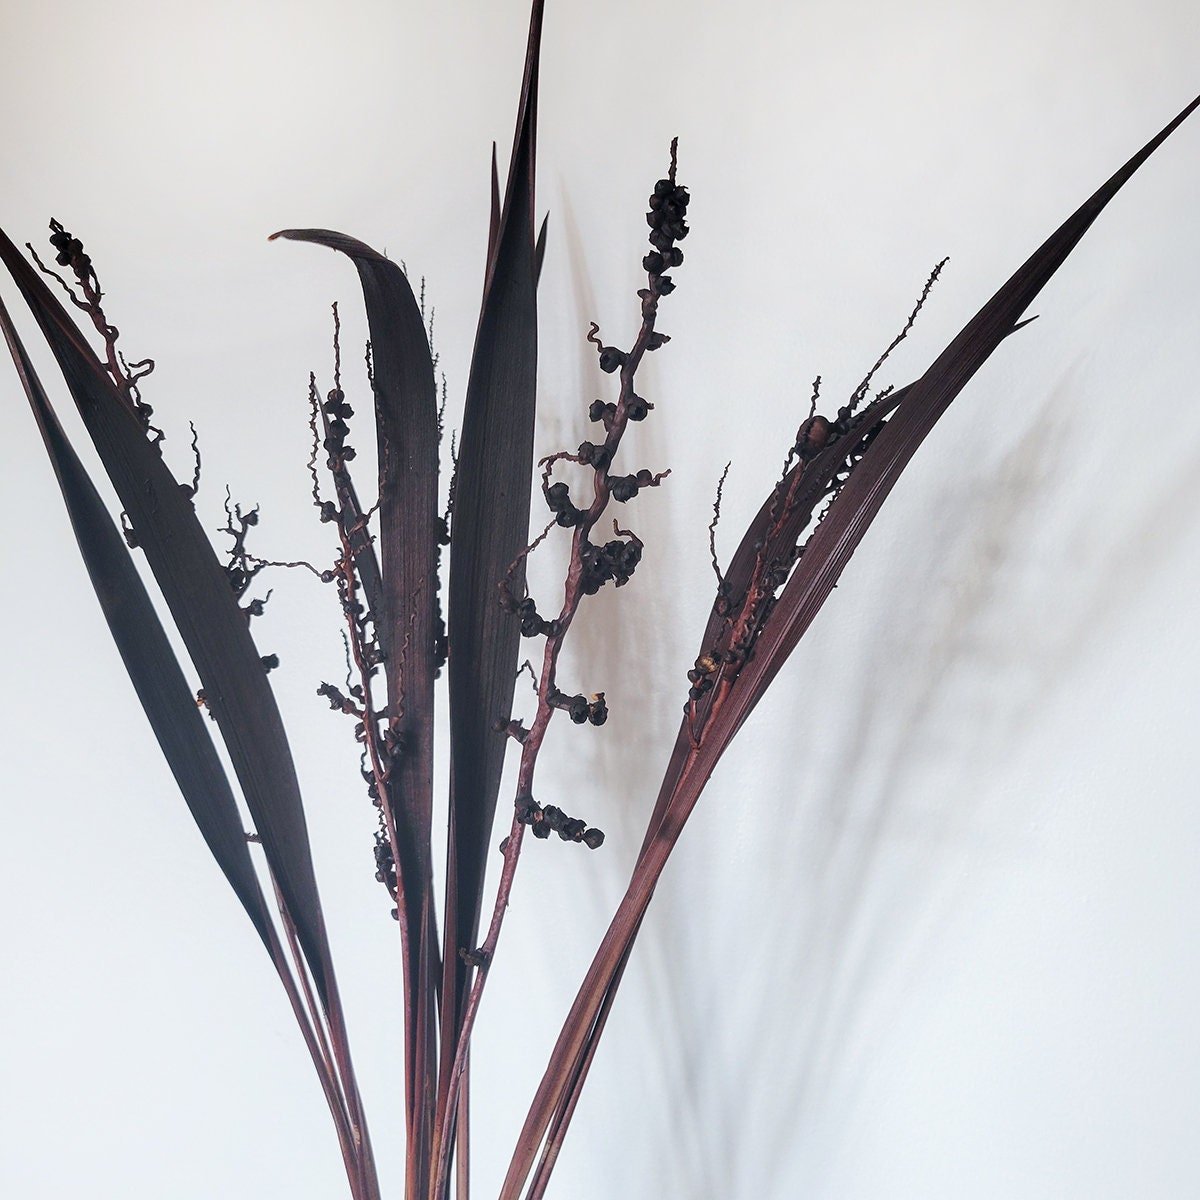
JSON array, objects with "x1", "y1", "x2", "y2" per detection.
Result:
[{"x1": 2, "y1": 1, "x2": 1196, "y2": 1197}]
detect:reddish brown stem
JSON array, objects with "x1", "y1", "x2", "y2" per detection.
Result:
[{"x1": 431, "y1": 258, "x2": 672, "y2": 1193}]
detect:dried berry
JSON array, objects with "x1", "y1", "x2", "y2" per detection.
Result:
[
  {"x1": 598, "y1": 346, "x2": 626, "y2": 373},
  {"x1": 626, "y1": 395, "x2": 651, "y2": 421},
  {"x1": 798, "y1": 414, "x2": 833, "y2": 455},
  {"x1": 610, "y1": 476, "x2": 639, "y2": 503}
]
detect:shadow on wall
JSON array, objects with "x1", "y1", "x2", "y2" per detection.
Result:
[{"x1": 560, "y1": 355, "x2": 1200, "y2": 1198}]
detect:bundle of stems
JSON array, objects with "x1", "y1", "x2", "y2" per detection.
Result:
[{"x1": 2, "y1": 1, "x2": 1196, "y2": 1196}]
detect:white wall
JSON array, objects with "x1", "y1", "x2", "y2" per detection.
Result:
[{"x1": 2, "y1": 1, "x2": 1200, "y2": 1197}]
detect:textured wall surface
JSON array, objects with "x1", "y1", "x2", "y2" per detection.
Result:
[{"x1": 2, "y1": 2, "x2": 1199, "y2": 1197}]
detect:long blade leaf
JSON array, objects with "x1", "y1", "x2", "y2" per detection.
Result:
[
  {"x1": 0, "y1": 296, "x2": 379, "y2": 1194},
  {"x1": 268, "y1": 228, "x2": 440, "y2": 915},
  {"x1": 0, "y1": 227, "x2": 338, "y2": 1009},
  {"x1": 441, "y1": 0, "x2": 544, "y2": 1130},
  {"x1": 0, "y1": 294, "x2": 275, "y2": 949},
  {"x1": 271, "y1": 226, "x2": 442, "y2": 1191}
]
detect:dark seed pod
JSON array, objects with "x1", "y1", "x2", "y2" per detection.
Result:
[
  {"x1": 546, "y1": 480, "x2": 572, "y2": 510},
  {"x1": 626, "y1": 395, "x2": 651, "y2": 421},
  {"x1": 519, "y1": 614, "x2": 545, "y2": 637},
  {"x1": 610, "y1": 476, "x2": 639, "y2": 503},
  {"x1": 798, "y1": 414, "x2": 833, "y2": 454},
  {"x1": 598, "y1": 346, "x2": 626, "y2": 374},
  {"x1": 657, "y1": 276, "x2": 675, "y2": 296},
  {"x1": 260, "y1": 653, "x2": 280, "y2": 672},
  {"x1": 583, "y1": 828, "x2": 606, "y2": 850},
  {"x1": 643, "y1": 250, "x2": 666, "y2": 273},
  {"x1": 577, "y1": 440, "x2": 610, "y2": 468}
]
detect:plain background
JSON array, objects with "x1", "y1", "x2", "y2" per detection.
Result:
[{"x1": 3, "y1": 1, "x2": 1200, "y2": 1197}]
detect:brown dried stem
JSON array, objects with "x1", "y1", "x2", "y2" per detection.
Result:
[{"x1": 432, "y1": 146, "x2": 685, "y2": 1196}]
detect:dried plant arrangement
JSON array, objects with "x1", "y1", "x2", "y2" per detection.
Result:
[{"x1": 3, "y1": 1, "x2": 1198, "y2": 1197}]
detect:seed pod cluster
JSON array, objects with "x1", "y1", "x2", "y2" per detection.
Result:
[
  {"x1": 545, "y1": 480, "x2": 582, "y2": 527},
  {"x1": 317, "y1": 681, "x2": 361, "y2": 715},
  {"x1": 588, "y1": 399, "x2": 617, "y2": 427},
  {"x1": 597, "y1": 345, "x2": 626, "y2": 373},
  {"x1": 644, "y1": 174, "x2": 689, "y2": 292},
  {"x1": 579, "y1": 535, "x2": 642, "y2": 594},
  {"x1": 515, "y1": 795, "x2": 605, "y2": 849},
  {"x1": 373, "y1": 830, "x2": 397, "y2": 899},
  {"x1": 509, "y1": 595, "x2": 557, "y2": 638},
  {"x1": 48, "y1": 224, "x2": 89, "y2": 271},
  {"x1": 551, "y1": 689, "x2": 608, "y2": 726},
  {"x1": 609, "y1": 468, "x2": 661, "y2": 503},
  {"x1": 576, "y1": 440, "x2": 611, "y2": 468},
  {"x1": 322, "y1": 387, "x2": 357, "y2": 466}
]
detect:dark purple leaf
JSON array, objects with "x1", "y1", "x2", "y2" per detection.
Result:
[
  {"x1": 0, "y1": 224, "x2": 339, "y2": 1012},
  {"x1": 0, "y1": 294, "x2": 275, "y2": 950},
  {"x1": 270, "y1": 227, "x2": 442, "y2": 1182},
  {"x1": 441, "y1": 0, "x2": 543, "y2": 1102}
]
